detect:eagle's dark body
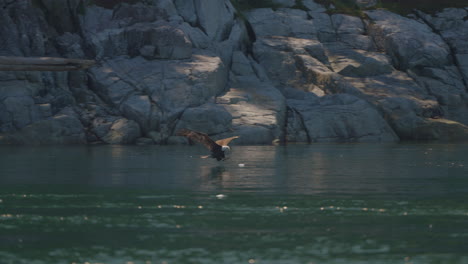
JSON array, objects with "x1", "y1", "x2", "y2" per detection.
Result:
[{"x1": 176, "y1": 129, "x2": 239, "y2": 161}]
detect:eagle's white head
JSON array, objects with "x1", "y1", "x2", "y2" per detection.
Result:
[{"x1": 221, "y1": 145, "x2": 231, "y2": 152}]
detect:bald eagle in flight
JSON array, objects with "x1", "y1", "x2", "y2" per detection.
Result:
[{"x1": 177, "y1": 129, "x2": 239, "y2": 161}]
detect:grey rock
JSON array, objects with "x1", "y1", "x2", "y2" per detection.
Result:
[
  {"x1": 248, "y1": 56, "x2": 270, "y2": 82},
  {"x1": 285, "y1": 106, "x2": 309, "y2": 142},
  {"x1": 247, "y1": 8, "x2": 316, "y2": 38},
  {"x1": 139, "y1": 45, "x2": 156, "y2": 59},
  {"x1": 136, "y1": 137, "x2": 154, "y2": 145},
  {"x1": 354, "y1": 0, "x2": 377, "y2": 8},
  {"x1": 56, "y1": 33, "x2": 85, "y2": 59},
  {"x1": 339, "y1": 34, "x2": 375, "y2": 51},
  {"x1": 231, "y1": 51, "x2": 255, "y2": 76},
  {"x1": 179, "y1": 22, "x2": 211, "y2": 49},
  {"x1": 40, "y1": 0, "x2": 82, "y2": 34},
  {"x1": 174, "y1": 0, "x2": 197, "y2": 25},
  {"x1": 152, "y1": 0, "x2": 179, "y2": 19},
  {"x1": 0, "y1": 80, "x2": 42, "y2": 132},
  {"x1": 287, "y1": 94, "x2": 399, "y2": 142},
  {"x1": 253, "y1": 39, "x2": 297, "y2": 85},
  {"x1": 331, "y1": 14, "x2": 375, "y2": 50},
  {"x1": 176, "y1": 103, "x2": 232, "y2": 135},
  {"x1": 256, "y1": 36, "x2": 327, "y2": 63},
  {"x1": 253, "y1": 35, "x2": 332, "y2": 91},
  {"x1": 37, "y1": 104, "x2": 52, "y2": 118},
  {"x1": 456, "y1": 54, "x2": 468, "y2": 83},
  {"x1": 120, "y1": 95, "x2": 153, "y2": 132},
  {"x1": 166, "y1": 135, "x2": 187, "y2": 145},
  {"x1": 409, "y1": 118, "x2": 468, "y2": 141},
  {"x1": 148, "y1": 24, "x2": 192, "y2": 59},
  {"x1": 272, "y1": 0, "x2": 296, "y2": 7},
  {"x1": 79, "y1": 6, "x2": 119, "y2": 35},
  {"x1": 194, "y1": 0, "x2": 235, "y2": 41},
  {"x1": 216, "y1": 75, "x2": 286, "y2": 144},
  {"x1": 0, "y1": 108, "x2": 86, "y2": 145},
  {"x1": 85, "y1": 1, "x2": 173, "y2": 29},
  {"x1": 88, "y1": 66, "x2": 136, "y2": 107},
  {"x1": 1, "y1": 1, "x2": 468, "y2": 145},
  {"x1": 367, "y1": 10, "x2": 451, "y2": 71},
  {"x1": 416, "y1": 8, "x2": 468, "y2": 85},
  {"x1": 293, "y1": 54, "x2": 334, "y2": 88},
  {"x1": 332, "y1": 14, "x2": 365, "y2": 35},
  {"x1": 0, "y1": 2, "x2": 52, "y2": 56},
  {"x1": 309, "y1": 12, "x2": 336, "y2": 42},
  {"x1": 325, "y1": 43, "x2": 393, "y2": 77},
  {"x1": 88, "y1": 52, "x2": 227, "y2": 134},
  {"x1": 333, "y1": 72, "x2": 463, "y2": 140},
  {"x1": 302, "y1": 0, "x2": 327, "y2": 13},
  {"x1": 409, "y1": 66, "x2": 468, "y2": 124},
  {"x1": 102, "y1": 118, "x2": 141, "y2": 144},
  {"x1": 88, "y1": 21, "x2": 192, "y2": 60},
  {"x1": 148, "y1": 131, "x2": 163, "y2": 144},
  {"x1": 1, "y1": 95, "x2": 37, "y2": 131},
  {"x1": 216, "y1": 20, "x2": 251, "y2": 66},
  {"x1": 418, "y1": 8, "x2": 467, "y2": 31},
  {"x1": 90, "y1": 116, "x2": 117, "y2": 140}
]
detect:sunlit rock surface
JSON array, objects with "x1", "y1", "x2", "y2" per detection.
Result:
[
  {"x1": 0, "y1": 0, "x2": 467, "y2": 144},
  {"x1": 287, "y1": 94, "x2": 399, "y2": 142}
]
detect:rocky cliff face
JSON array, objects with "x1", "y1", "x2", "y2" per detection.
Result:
[{"x1": 0, "y1": 0, "x2": 467, "y2": 145}]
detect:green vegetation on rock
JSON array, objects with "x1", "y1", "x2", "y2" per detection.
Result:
[{"x1": 378, "y1": 0, "x2": 467, "y2": 15}]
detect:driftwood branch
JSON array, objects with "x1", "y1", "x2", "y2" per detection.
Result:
[{"x1": 0, "y1": 56, "x2": 95, "y2": 71}]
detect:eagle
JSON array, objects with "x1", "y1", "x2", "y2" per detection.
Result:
[{"x1": 176, "y1": 129, "x2": 239, "y2": 161}]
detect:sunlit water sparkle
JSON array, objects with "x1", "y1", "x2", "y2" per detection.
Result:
[{"x1": 0, "y1": 144, "x2": 467, "y2": 264}]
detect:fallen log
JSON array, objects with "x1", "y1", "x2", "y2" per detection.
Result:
[{"x1": 0, "y1": 56, "x2": 95, "y2": 71}]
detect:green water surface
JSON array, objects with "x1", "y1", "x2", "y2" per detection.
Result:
[{"x1": 0, "y1": 144, "x2": 467, "y2": 264}]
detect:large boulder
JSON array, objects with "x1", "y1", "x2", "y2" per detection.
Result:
[
  {"x1": 416, "y1": 8, "x2": 468, "y2": 86},
  {"x1": 247, "y1": 8, "x2": 316, "y2": 38},
  {"x1": 176, "y1": 103, "x2": 232, "y2": 135},
  {"x1": 0, "y1": 70, "x2": 78, "y2": 133},
  {"x1": 366, "y1": 10, "x2": 452, "y2": 71},
  {"x1": 302, "y1": 0, "x2": 327, "y2": 13},
  {"x1": 331, "y1": 14, "x2": 375, "y2": 50},
  {"x1": 101, "y1": 118, "x2": 141, "y2": 144},
  {"x1": 325, "y1": 42, "x2": 393, "y2": 77},
  {"x1": 0, "y1": 1, "x2": 54, "y2": 56},
  {"x1": 253, "y1": 35, "x2": 330, "y2": 89},
  {"x1": 408, "y1": 118, "x2": 468, "y2": 141},
  {"x1": 333, "y1": 72, "x2": 468, "y2": 140},
  {"x1": 0, "y1": 108, "x2": 86, "y2": 145},
  {"x1": 174, "y1": 0, "x2": 235, "y2": 41},
  {"x1": 194, "y1": 0, "x2": 235, "y2": 41},
  {"x1": 39, "y1": 0, "x2": 82, "y2": 34},
  {"x1": 309, "y1": 12, "x2": 336, "y2": 42},
  {"x1": 88, "y1": 51, "x2": 228, "y2": 137},
  {"x1": 409, "y1": 66, "x2": 468, "y2": 125},
  {"x1": 0, "y1": 79, "x2": 41, "y2": 132},
  {"x1": 87, "y1": 21, "x2": 193, "y2": 60},
  {"x1": 174, "y1": 0, "x2": 197, "y2": 25},
  {"x1": 287, "y1": 94, "x2": 399, "y2": 142},
  {"x1": 216, "y1": 75, "x2": 286, "y2": 144}
]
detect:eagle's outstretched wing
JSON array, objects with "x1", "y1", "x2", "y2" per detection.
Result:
[
  {"x1": 215, "y1": 136, "x2": 239, "y2": 146},
  {"x1": 176, "y1": 129, "x2": 220, "y2": 152}
]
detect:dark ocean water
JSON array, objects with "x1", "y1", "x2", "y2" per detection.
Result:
[{"x1": 0, "y1": 144, "x2": 467, "y2": 264}]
